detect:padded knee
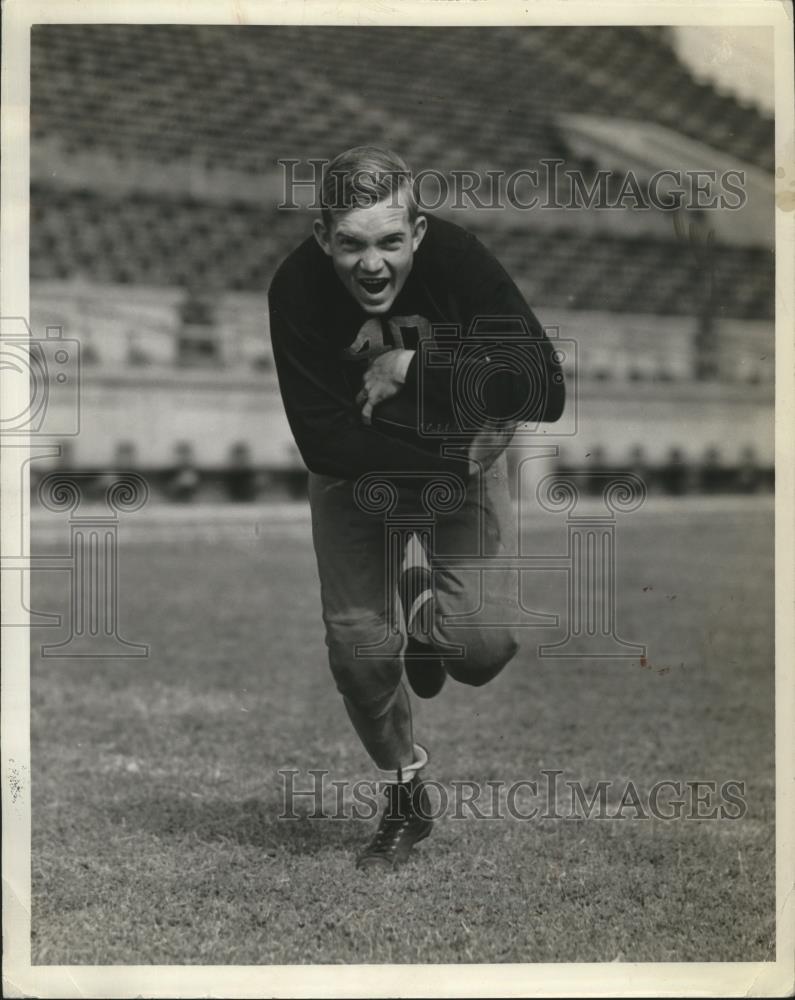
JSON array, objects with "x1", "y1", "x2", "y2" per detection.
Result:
[
  {"x1": 440, "y1": 625, "x2": 519, "y2": 687},
  {"x1": 326, "y1": 617, "x2": 404, "y2": 716}
]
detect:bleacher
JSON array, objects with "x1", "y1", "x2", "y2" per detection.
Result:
[
  {"x1": 30, "y1": 23, "x2": 774, "y2": 319},
  {"x1": 31, "y1": 25, "x2": 773, "y2": 173},
  {"x1": 31, "y1": 186, "x2": 774, "y2": 319},
  {"x1": 27, "y1": 24, "x2": 776, "y2": 497}
]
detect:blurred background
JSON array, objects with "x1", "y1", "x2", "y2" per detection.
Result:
[{"x1": 29, "y1": 25, "x2": 775, "y2": 503}]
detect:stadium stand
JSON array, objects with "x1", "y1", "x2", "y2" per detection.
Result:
[
  {"x1": 28, "y1": 25, "x2": 775, "y2": 497},
  {"x1": 31, "y1": 26, "x2": 773, "y2": 173},
  {"x1": 30, "y1": 185, "x2": 774, "y2": 319}
]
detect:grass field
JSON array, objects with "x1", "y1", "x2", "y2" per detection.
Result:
[{"x1": 30, "y1": 499, "x2": 775, "y2": 964}]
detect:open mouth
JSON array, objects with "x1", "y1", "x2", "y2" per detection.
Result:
[{"x1": 358, "y1": 277, "x2": 389, "y2": 296}]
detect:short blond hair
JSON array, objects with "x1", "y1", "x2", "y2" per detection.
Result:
[{"x1": 320, "y1": 145, "x2": 419, "y2": 227}]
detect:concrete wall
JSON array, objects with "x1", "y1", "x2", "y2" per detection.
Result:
[
  {"x1": 32, "y1": 366, "x2": 772, "y2": 477},
  {"x1": 28, "y1": 283, "x2": 773, "y2": 474}
]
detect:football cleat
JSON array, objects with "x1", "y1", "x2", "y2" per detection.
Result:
[
  {"x1": 356, "y1": 775, "x2": 433, "y2": 871},
  {"x1": 403, "y1": 635, "x2": 446, "y2": 699}
]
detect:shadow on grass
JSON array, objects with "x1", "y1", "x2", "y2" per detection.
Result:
[{"x1": 105, "y1": 793, "x2": 365, "y2": 855}]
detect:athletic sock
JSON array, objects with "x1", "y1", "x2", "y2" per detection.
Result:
[
  {"x1": 399, "y1": 535, "x2": 434, "y2": 646},
  {"x1": 384, "y1": 743, "x2": 429, "y2": 785}
]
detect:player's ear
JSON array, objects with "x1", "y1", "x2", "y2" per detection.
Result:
[
  {"x1": 313, "y1": 219, "x2": 333, "y2": 256},
  {"x1": 411, "y1": 214, "x2": 427, "y2": 252}
]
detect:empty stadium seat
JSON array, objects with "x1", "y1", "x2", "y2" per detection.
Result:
[{"x1": 30, "y1": 25, "x2": 773, "y2": 178}]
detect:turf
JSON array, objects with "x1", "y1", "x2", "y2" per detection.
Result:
[{"x1": 30, "y1": 501, "x2": 775, "y2": 964}]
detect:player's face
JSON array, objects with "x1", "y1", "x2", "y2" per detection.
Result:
[{"x1": 314, "y1": 197, "x2": 427, "y2": 315}]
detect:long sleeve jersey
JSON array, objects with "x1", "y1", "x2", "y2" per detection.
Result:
[{"x1": 268, "y1": 214, "x2": 565, "y2": 480}]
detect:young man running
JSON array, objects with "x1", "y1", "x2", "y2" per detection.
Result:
[{"x1": 268, "y1": 146, "x2": 564, "y2": 871}]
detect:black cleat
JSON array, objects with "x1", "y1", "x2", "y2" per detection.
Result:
[
  {"x1": 403, "y1": 635, "x2": 446, "y2": 699},
  {"x1": 356, "y1": 775, "x2": 433, "y2": 871}
]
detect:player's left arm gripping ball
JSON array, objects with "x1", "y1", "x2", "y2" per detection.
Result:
[{"x1": 357, "y1": 349, "x2": 415, "y2": 425}]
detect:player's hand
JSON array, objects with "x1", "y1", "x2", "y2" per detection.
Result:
[{"x1": 357, "y1": 349, "x2": 415, "y2": 425}]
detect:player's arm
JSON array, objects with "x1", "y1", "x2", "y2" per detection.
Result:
[
  {"x1": 268, "y1": 287, "x2": 472, "y2": 481},
  {"x1": 402, "y1": 233, "x2": 566, "y2": 427},
  {"x1": 463, "y1": 234, "x2": 565, "y2": 425}
]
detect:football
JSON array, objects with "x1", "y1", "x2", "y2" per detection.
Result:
[{"x1": 370, "y1": 382, "x2": 473, "y2": 454}]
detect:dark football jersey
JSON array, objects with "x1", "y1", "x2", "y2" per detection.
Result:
[{"x1": 268, "y1": 214, "x2": 564, "y2": 480}]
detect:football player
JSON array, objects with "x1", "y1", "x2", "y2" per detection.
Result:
[{"x1": 268, "y1": 146, "x2": 564, "y2": 870}]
